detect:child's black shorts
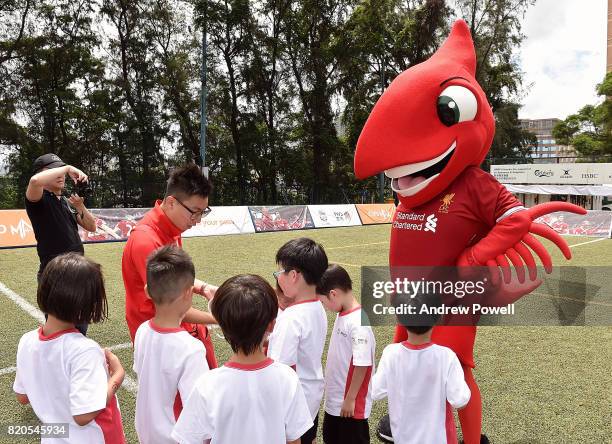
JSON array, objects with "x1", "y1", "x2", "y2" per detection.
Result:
[
  {"x1": 301, "y1": 413, "x2": 319, "y2": 443},
  {"x1": 322, "y1": 412, "x2": 370, "y2": 444}
]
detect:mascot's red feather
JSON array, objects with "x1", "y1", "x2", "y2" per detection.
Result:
[{"x1": 354, "y1": 20, "x2": 586, "y2": 443}]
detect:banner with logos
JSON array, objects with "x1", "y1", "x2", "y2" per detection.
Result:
[
  {"x1": 78, "y1": 208, "x2": 148, "y2": 242},
  {"x1": 0, "y1": 208, "x2": 148, "y2": 248},
  {"x1": 0, "y1": 210, "x2": 37, "y2": 247},
  {"x1": 183, "y1": 206, "x2": 255, "y2": 237},
  {"x1": 307, "y1": 205, "x2": 361, "y2": 228},
  {"x1": 355, "y1": 204, "x2": 396, "y2": 224},
  {"x1": 503, "y1": 184, "x2": 612, "y2": 196},
  {"x1": 536, "y1": 211, "x2": 612, "y2": 238},
  {"x1": 248, "y1": 205, "x2": 314, "y2": 232},
  {"x1": 491, "y1": 163, "x2": 612, "y2": 185}
]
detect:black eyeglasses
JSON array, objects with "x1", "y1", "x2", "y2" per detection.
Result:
[{"x1": 173, "y1": 196, "x2": 212, "y2": 220}]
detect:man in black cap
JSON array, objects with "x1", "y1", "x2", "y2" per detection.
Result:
[{"x1": 26, "y1": 154, "x2": 97, "y2": 335}]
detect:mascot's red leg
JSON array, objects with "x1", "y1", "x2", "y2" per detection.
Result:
[
  {"x1": 457, "y1": 366, "x2": 482, "y2": 444},
  {"x1": 445, "y1": 402, "x2": 458, "y2": 443},
  {"x1": 393, "y1": 324, "x2": 408, "y2": 343}
]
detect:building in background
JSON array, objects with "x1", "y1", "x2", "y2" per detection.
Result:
[{"x1": 519, "y1": 118, "x2": 576, "y2": 163}]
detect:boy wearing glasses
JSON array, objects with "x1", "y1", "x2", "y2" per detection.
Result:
[
  {"x1": 267, "y1": 237, "x2": 329, "y2": 444},
  {"x1": 122, "y1": 164, "x2": 218, "y2": 369}
]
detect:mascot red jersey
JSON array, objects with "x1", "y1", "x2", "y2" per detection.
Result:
[{"x1": 354, "y1": 20, "x2": 585, "y2": 443}]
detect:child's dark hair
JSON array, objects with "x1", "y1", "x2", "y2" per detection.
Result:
[
  {"x1": 146, "y1": 245, "x2": 195, "y2": 305},
  {"x1": 165, "y1": 164, "x2": 212, "y2": 200},
  {"x1": 276, "y1": 237, "x2": 328, "y2": 286},
  {"x1": 395, "y1": 293, "x2": 441, "y2": 335},
  {"x1": 211, "y1": 274, "x2": 278, "y2": 355},
  {"x1": 317, "y1": 264, "x2": 352, "y2": 295},
  {"x1": 37, "y1": 253, "x2": 108, "y2": 324}
]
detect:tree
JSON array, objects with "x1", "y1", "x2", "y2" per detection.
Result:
[
  {"x1": 336, "y1": 0, "x2": 450, "y2": 199},
  {"x1": 101, "y1": 0, "x2": 167, "y2": 206},
  {"x1": 484, "y1": 102, "x2": 535, "y2": 168},
  {"x1": 553, "y1": 72, "x2": 612, "y2": 159},
  {"x1": 243, "y1": 0, "x2": 294, "y2": 204},
  {"x1": 1, "y1": 0, "x2": 111, "y2": 207},
  {"x1": 0, "y1": 0, "x2": 539, "y2": 208},
  {"x1": 455, "y1": 0, "x2": 536, "y2": 162},
  {"x1": 281, "y1": 0, "x2": 354, "y2": 203}
]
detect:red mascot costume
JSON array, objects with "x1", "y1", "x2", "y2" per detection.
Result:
[{"x1": 354, "y1": 20, "x2": 585, "y2": 444}]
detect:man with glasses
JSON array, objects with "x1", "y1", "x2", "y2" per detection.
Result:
[{"x1": 122, "y1": 164, "x2": 218, "y2": 369}]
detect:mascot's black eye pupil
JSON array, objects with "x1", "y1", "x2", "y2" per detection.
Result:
[{"x1": 437, "y1": 95, "x2": 460, "y2": 126}]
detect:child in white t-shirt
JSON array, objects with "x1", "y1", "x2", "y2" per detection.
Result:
[
  {"x1": 317, "y1": 264, "x2": 375, "y2": 444},
  {"x1": 13, "y1": 253, "x2": 126, "y2": 443},
  {"x1": 172, "y1": 274, "x2": 313, "y2": 444},
  {"x1": 373, "y1": 297, "x2": 471, "y2": 444},
  {"x1": 267, "y1": 237, "x2": 329, "y2": 444},
  {"x1": 133, "y1": 245, "x2": 209, "y2": 444}
]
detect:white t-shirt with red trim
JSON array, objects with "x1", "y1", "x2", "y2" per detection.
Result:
[
  {"x1": 267, "y1": 299, "x2": 327, "y2": 419},
  {"x1": 13, "y1": 327, "x2": 125, "y2": 444},
  {"x1": 133, "y1": 320, "x2": 209, "y2": 444},
  {"x1": 324, "y1": 306, "x2": 376, "y2": 419},
  {"x1": 372, "y1": 341, "x2": 471, "y2": 444},
  {"x1": 171, "y1": 358, "x2": 313, "y2": 444}
]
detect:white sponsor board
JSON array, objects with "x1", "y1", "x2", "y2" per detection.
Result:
[
  {"x1": 183, "y1": 206, "x2": 255, "y2": 237},
  {"x1": 308, "y1": 205, "x2": 361, "y2": 228},
  {"x1": 491, "y1": 163, "x2": 612, "y2": 185}
]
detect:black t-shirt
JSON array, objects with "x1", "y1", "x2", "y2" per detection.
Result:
[{"x1": 25, "y1": 190, "x2": 84, "y2": 273}]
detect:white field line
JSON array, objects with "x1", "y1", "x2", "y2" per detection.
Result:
[
  {"x1": 0, "y1": 281, "x2": 45, "y2": 324},
  {"x1": 0, "y1": 280, "x2": 137, "y2": 392},
  {"x1": 326, "y1": 241, "x2": 387, "y2": 251},
  {"x1": 0, "y1": 341, "x2": 138, "y2": 394},
  {"x1": 568, "y1": 237, "x2": 607, "y2": 249},
  {"x1": 0, "y1": 366, "x2": 17, "y2": 376},
  {"x1": 107, "y1": 342, "x2": 132, "y2": 352},
  {"x1": 121, "y1": 374, "x2": 138, "y2": 393},
  {"x1": 1, "y1": 237, "x2": 607, "y2": 387}
]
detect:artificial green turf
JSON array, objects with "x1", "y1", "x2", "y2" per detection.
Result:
[{"x1": 0, "y1": 226, "x2": 610, "y2": 443}]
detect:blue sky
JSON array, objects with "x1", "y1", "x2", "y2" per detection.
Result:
[{"x1": 517, "y1": 0, "x2": 607, "y2": 119}]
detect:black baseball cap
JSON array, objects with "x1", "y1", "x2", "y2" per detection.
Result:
[{"x1": 33, "y1": 153, "x2": 66, "y2": 172}]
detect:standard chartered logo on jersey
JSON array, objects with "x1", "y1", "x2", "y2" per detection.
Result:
[
  {"x1": 424, "y1": 214, "x2": 437, "y2": 232},
  {"x1": 392, "y1": 212, "x2": 437, "y2": 233}
]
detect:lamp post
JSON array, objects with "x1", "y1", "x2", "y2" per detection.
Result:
[
  {"x1": 199, "y1": 1, "x2": 208, "y2": 178},
  {"x1": 378, "y1": 54, "x2": 385, "y2": 202}
]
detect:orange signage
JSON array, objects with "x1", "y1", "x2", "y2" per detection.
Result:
[
  {"x1": 355, "y1": 204, "x2": 396, "y2": 224},
  {"x1": 0, "y1": 210, "x2": 37, "y2": 248}
]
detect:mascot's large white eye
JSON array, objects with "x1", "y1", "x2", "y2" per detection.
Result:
[{"x1": 437, "y1": 85, "x2": 478, "y2": 126}]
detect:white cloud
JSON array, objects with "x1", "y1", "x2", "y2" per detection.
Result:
[{"x1": 518, "y1": 0, "x2": 607, "y2": 120}]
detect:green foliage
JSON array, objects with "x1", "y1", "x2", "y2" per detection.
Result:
[
  {"x1": 486, "y1": 102, "x2": 536, "y2": 167},
  {"x1": 552, "y1": 72, "x2": 612, "y2": 159},
  {"x1": 0, "y1": 0, "x2": 536, "y2": 207}
]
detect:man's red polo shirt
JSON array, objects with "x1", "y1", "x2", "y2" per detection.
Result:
[
  {"x1": 122, "y1": 200, "x2": 217, "y2": 368},
  {"x1": 123, "y1": 201, "x2": 182, "y2": 338}
]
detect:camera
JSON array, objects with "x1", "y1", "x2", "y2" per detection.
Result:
[{"x1": 71, "y1": 179, "x2": 92, "y2": 198}]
